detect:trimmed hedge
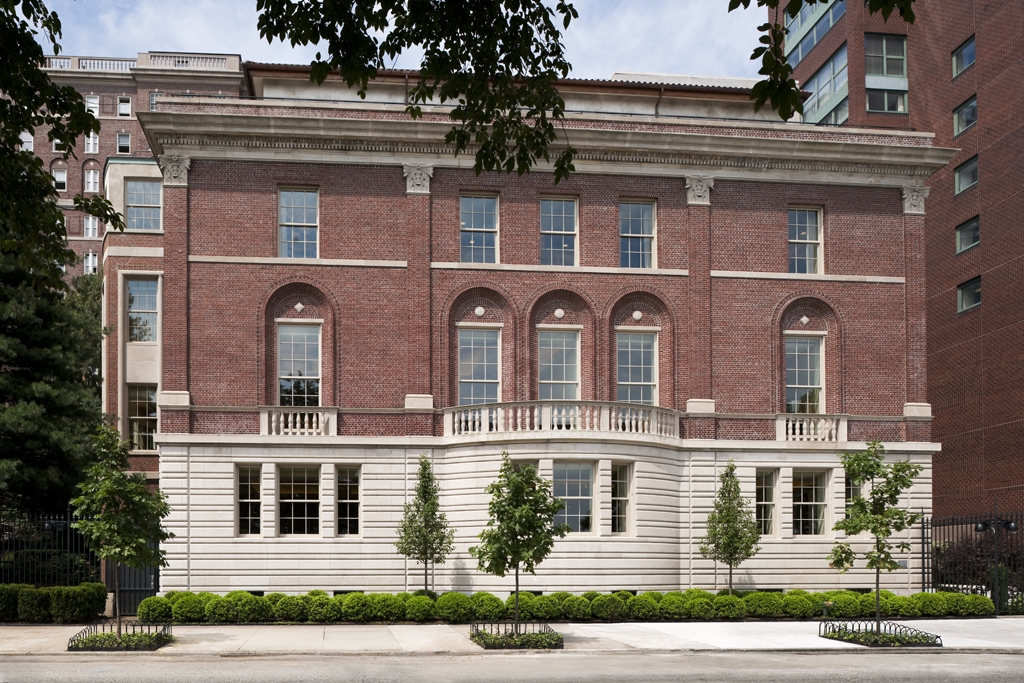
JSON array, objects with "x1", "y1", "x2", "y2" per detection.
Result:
[
  {"x1": 687, "y1": 598, "x2": 714, "y2": 620},
  {"x1": 964, "y1": 594, "x2": 995, "y2": 616},
  {"x1": 236, "y1": 594, "x2": 274, "y2": 623},
  {"x1": 712, "y1": 595, "x2": 746, "y2": 620},
  {"x1": 626, "y1": 594, "x2": 659, "y2": 620},
  {"x1": 308, "y1": 596, "x2": 342, "y2": 623},
  {"x1": 404, "y1": 595, "x2": 436, "y2": 622},
  {"x1": 341, "y1": 592, "x2": 373, "y2": 623},
  {"x1": 172, "y1": 593, "x2": 207, "y2": 623},
  {"x1": 561, "y1": 595, "x2": 592, "y2": 620},
  {"x1": 471, "y1": 593, "x2": 506, "y2": 620},
  {"x1": 18, "y1": 588, "x2": 52, "y2": 623},
  {"x1": 205, "y1": 597, "x2": 238, "y2": 623},
  {"x1": 744, "y1": 592, "x2": 784, "y2": 618},
  {"x1": 783, "y1": 594, "x2": 817, "y2": 619},
  {"x1": 372, "y1": 593, "x2": 407, "y2": 622},
  {"x1": 590, "y1": 594, "x2": 625, "y2": 621},
  {"x1": 529, "y1": 595, "x2": 562, "y2": 621},
  {"x1": 913, "y1": 592, "x2": 948, "y2": 617},
  {"x1": 828, "y1": 593, "x2": 862, "y2": 619},
  {"x1": 435, "y1": 592, "x2": 473, "y2": 623},
  {"x1": 273, "y1": 595, "x2": 308, "y2": 622},
  {"x1": 137, "y1": 596, "x2": 173, "y2": 623},
  {"x1": 657, "y1": 594, "x2": 688, "y2": 620}
]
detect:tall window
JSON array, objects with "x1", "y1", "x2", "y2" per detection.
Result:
[
  {"x1": 460, "y1": 196, "x2": 497, "y2": 263},
  {"x1": 127, "y1": 279, "x2": 158, "y2": 342},
  {"x1": 793, "y1": 471, "x2": 827, "y2": 535},
  {"x1": 819, "y1": 98, "x2": 849, "y2": 126},
  {"x1": 865, "y1": 34, "x2": 906, "y2": 76},
  {"x1": 117, "y1": 96, "x2": 131, "y2": 117},
  {"x1": 616, "y1": 332, "x2": 656, "y2": 405},
  {"x1": 83, "y1": 252, "x2": 98, "y2": 275},
  {"x1": 238, "y1": 466, "x2": 261, "y2": 535},
  {"x1": 756, "y1": 470, "x2": 775, "y2": 535},
  {"x1": 786, "y1": 336, "x2": 823, "y2": 414},
  {"x1": 955, "y1": 217, "x2": 980, "y2": 254},
  {"x1": 85, "y1": 95, "x2": 99, "y2": 116},
  {"x1": 787, "y1": 0, "x2": 847, "y2": 68},
  {"x1": 954, "y1": 97, "x2": 977, "y2": 136},
  {"x1": 53, "y1": 169, "x2": 67, "y2": 191},
  {"x1": 952, "y1": 37, "x2": 976, "y2": 77},
  {"x1": 116, "y1": 133, "x2": 130, "y2": 154},
  {"x1": 85, "y1": 132, "x2": 99, "y2": 154},
  {"x1": 540, "y1": 198, "x2": 576, "y2": 266},
  {"x1": 619, "y1": 202, "x2": 653, "y2": 268},
  {"x1": 538, "y1": 330, "x2": 578, "y2": 400},
  {"x1": 128, "y1": 384, "x2": 157, "y2": 451},
  {"x1": 553, "y1": 463, "x2": 592, "y2": 533},
  {"x1": 19, "y1": 131, "x2": 33, "y2": 152},
  {"x1": 803, "y1": 45, "x2": 848, "y2": 119},
  {"x1": 279, "y1": 189, "x2": 318, "y2": 258},
  {"x1": 844, "y1": 476, "x2": 860, "y2": 520},
  {"x1": 611, "y1": 463, "x2": 630, "y2": 534},
  {"x1": 955, "y1": 157, "x2": 979, "y2": 194},
  {"x1": 337, "y1": 466, "x2": 360, "y2": 535},
  {"x1": 83, "y1": 215, "x2": 99, "y2": 238},
  {"x1": 278, "y1": 325, "x2": 320, "y2": 406},
  {"x1": 788, "y1": 209, "x2": 821, "y2": 274},
  {"x1": 126, "y1": 181, "x2": 161, "y2": 230},
  {"x1": 149, "y1": 92, "x2": 163, "y2": 111},
  {"x1": 958, "y1": 277, "x2": 981, "y2": 312},
  {"x1": 85, "y1": 169, "x2": 100, "y2": 193},
  {"x1": 458, "y1": 328, "x2": 499, "y2": 405},
  {"x1": 279, "y1": 467, "x2": 319, "y2": 535}
]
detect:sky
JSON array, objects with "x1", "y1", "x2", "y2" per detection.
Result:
[{"x1": 42, "y1": 0, "x2": 765, "y2": 80}]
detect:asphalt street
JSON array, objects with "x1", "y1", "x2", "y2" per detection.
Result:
[{"x1": 2, "y1": 652, "x2": 1023, "y2": 683}]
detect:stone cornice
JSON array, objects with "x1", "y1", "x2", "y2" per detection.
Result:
[{"x1": 138, "y1": 110, "x2": 956, "y2": 188}]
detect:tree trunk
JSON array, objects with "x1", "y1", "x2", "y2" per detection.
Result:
[
  {"x1": 424, "y1": 559, "x2": 429, "y2": 594},
  {"x1": 514, "y1": 564, "x2": 520, "y2": 636},
  {"x1": 729, "y1": 565, "x2": 733, "y2": 596},
  {"x1": 114, "y1": 565, "x2": 121, "y2": 639},
  {"x1": 875, "y1": 538, "x2": 882, "y2": 635}
]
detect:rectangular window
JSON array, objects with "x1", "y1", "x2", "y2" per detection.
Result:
[
  {"x1": 127, "y1": 384, "x2": 157, "y2": 451},
  {"x1": 278, "y1": 324, "x2": 320, "y2": 406},
  {"x1": 756, "y1": 470, "x2": 775, "y2": 535},
  {"x1": 844, "y1": 476, "x2": 860, "y2": 519},
  {"x1": 83, "y1": 252, "x2": 98, "y2": 274},
  {"x1": 337, "y1": 466, "x2": 360, "y2": 535},
  {"x1": 953, "y1": 37, "x2": 976, "y2": 77},
  {"x1": 866, "y1": 90, "x2": 907, "y2": 113},
  {"x1": 793, "y1": 471, "x2": 827, "y2": 535},
  {"x1": 611, "y1": 463, "x2": 630, "y2": 534},
  {"x1": 116, "y1": 133, "x2": 130, "y2": 154},
  {"x1": 117, "y1": 96, "x2": 131, "y2": 117},
  {"x1": 955, "y1": 217, "x2": 980, "y2": 254},
  {"x1": 788, "y1": 208, "x2": 821, "y2": 274},
  {"x1": 616, "y1": 332, "x2": 656, "y2": 405},
  {"x1": 83, "y1": 215, "x2": 99, "y2": 238},
  {"x1": 238, "y1": 466, "x2": 261, "y2": 535},
  {"x1": 85, "y1": 95, "x2": 99, "y2": 116},
  {"x1": 84, "y1": 169, "x2": 100, "y2": 193},
  {"x1": 127, "y1": 279, "x2": 158, "y2": 342},
  {"x1": 149, "y1": 92, "x2": 163, "y2": 111},
  {"x1": 619, "y1": 201, "x2": 654, "y2": 268},
  {"x1": 787, "y1": 0, "x2": 846, "y2": 67},
  {"x1": 53, "y1": 169, "x2": 67, "y2": 191},
  {"x1": 819, "y1": 97, "x2": 849, "y2": 126},
  {"x1": 278, "y1": 189, "x2": 318, "y2": 258},
  {"x1": 955, "y1": 157, "x2": 979, "y2": 194},
  {"x1": 553, "y1": 462, "x2": 593, "y2": 533},
  {"x1": 84, "y1": 132, "x2": 99, "y2": 154},
  {"x1": 865, "y1": 34, "x2": 906, "y2": 76},
  {"x1": 538, "y1": 330, "x2": 579, "y2": 400},
  {"x1": 958, "y1": 277, "x2": 981, "y2": 312},
  {"x1": 52, "y1": 138, "x2": 67, "y2": 153},
  {"x1": 279, "y1": 467, "x2": 319, "y2": 535},
  {"x1": 126, "y1": 181, "x2": 161, "y2": 230},
  {"x1": 460, "y1": 196, "x2": 498, "y2": 263},
  {"x1": 19, "y1": 131, "x2": 33, "y2": 152},
  {"x1": 540, "y1": 198, "x2": 576, "y2": 266},
  {"x1": 803, "y1": 45, "x2": 848, "y2": 119},
  {"x1": 954, "y1": 97, "x2": 977, "y2": 136},
  {"x1": 786, "y1": 336, "x2": 823, "y2": 414},
  {"x1": 458, "y1": 328, "x2": 499, "y2": 405}
]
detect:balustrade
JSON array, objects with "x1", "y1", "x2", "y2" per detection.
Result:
[
  {"x1": 776, "y1": 414, "x2": 847, "y2": 442},
  {"x1": 444, "y1": 401, "x2": 680, "y2": 439},
  {"x1": 260, "y1": 407, "x2": 336, "y2": 436}
]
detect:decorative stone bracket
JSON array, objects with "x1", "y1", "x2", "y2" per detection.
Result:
[
  {"x1": 902, "y1": 185, "x2": 929, "y2": 215},
  {"x1": 404, "y1": 164, "x2": 434, "y2": 195},
  {"x1": 159, "y1": 155, "x2": 191, "y2": 187},
  {"x1": 685, "y1": 176, "x2": 714, "y2": 206}
]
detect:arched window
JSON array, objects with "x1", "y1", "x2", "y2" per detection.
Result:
[{"x1": 779, "y1": 298, "x2": 841, "y2": 415}]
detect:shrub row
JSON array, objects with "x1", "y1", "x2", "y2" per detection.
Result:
[
  {"x1": 136, "y1": 588, "x2": 995, "y2": 625},
  {"x1": 0, "y1": 583, "x2": 107, "y2": 624}
]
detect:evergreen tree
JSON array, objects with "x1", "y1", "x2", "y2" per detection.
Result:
[
  {"x1": 72, "y1": 426, "x2": 172, "y2": 637},
  {"x1": 395, "y1": 454, "x2": 456, "y2": 593},
  {"x1": 827, "y1": 441, "x2": 923, "y2": 634},
  {"x1": 699, "y1": 461, "x2": 762, "y2": 595},
  {"x1": 470, "y1": 453, "x2": 568, "y2": 632}
]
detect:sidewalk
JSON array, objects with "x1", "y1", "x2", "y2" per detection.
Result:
[{"x1": 1, "y1": 619, "x2": 1022, "y2": 655}]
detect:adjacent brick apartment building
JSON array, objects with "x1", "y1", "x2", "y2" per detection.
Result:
[
  {"x1": 56, "y1": 55, "x2": 950, "y2": 595},
  {"x1": 782, "y1": 0, "x2": 1024, "y2": 515}
]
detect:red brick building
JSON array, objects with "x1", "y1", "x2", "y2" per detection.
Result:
[{"x1": 782, "y1": 0, "x2": 1024, "y2": 515}]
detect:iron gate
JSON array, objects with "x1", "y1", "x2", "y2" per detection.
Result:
[
  {"x1": 105, "y1": 559, "x2": 159, "y2": 616},
  {"x1": 0, "y1": 508, "x2": 100, "y2": 586}
]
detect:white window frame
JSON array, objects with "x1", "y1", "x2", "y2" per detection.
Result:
[
  {"x1": 85, "y1": 95, "x2": 100, "y2": 117},
  {"x1": 278, "y1": 188, "x2": 320, "y2": 259},
  {"x1": 83, "y1": 252, "x2": 98, "y2": 274},
  {"x1": 278, "y1": 466, "x2": 321, "y2": 536},
  {"x1": 125, "y1": 180, "x2": 162, "y2": 231},
  {"x1": 614, "y1": 327, "x2": 659, "y2": 406},
  {"x1": 784, "y1": 330, "x2": 827, "y2": 414},
  {"x1": 117, "y1": 96, "x2": 132, "y2": 117},
  {"x1": 756, "y1": 469, "x2": 777, "y2": 537},
  {"x1": 85, "y1": 132, "x2": 99, "y2": 154},
  {"x1": 116, "y1": 133, "x2": 130, "y2": 154},
  {"x1": 276, "y1": 321, "x2": 323, "y2": 407},
  {"x1": 455, "y1": 324, "x2": 502, "y2": 406},
  {"x1": 618, "y1": 200, "x2": 656, "y2": 269},
  {"x1": 52, "y1": 169, "x2": 67, "y2": 191},
  {"x1": 459, "y1": 194, "x2": 500, "y2": 264},
  {"x1": 553, "y1": 461, "x2": 594, "y2": 534},
  {"x1": 149, "y1": 92, "x2": 163, "y2": 111},
  {"x1": 792, "y1": 470, "x2": 829, "y2": 536},
  {"x1": 84, "y1": 169, "x2": 100, "y2": 193},
  {"x1": 126, "y1": 277, "x2": 159, "y2": 343},
  {"x1": 957, "y1": 277, "x2": 981, "y2": 312},
  {"x1": 539, "y1": 196, "x2": 578, "y2": 267},
  {"x1": 336, "y1": 465, "x2": 360, "y2": 536},
  {"x1": 611, "y1": 462, "x2": 631, "y2": 535},
  {"x1": 537, "y1": 325, "x2": 582, "y2": 401},
  {"x1": 788, "y1": 207, "x2": 823, "y2": 274},
  {"x1": 237, "y1": 465, "x2": 262, "y2": 536},
  {"x1": 52, "y1": 138, "x2": 67, "y2": 153},
  {"x1": 952, "y1": 36, "x2": 976, "y2": 78},
  {"x1": 83, "y1": 215, "x2": 99, "y2": 238},
  {"x1": 19, "y1": 131, "x2": 33, "y2": 152},
  {"x1": 955, "y1": 157, "x2": 979, "y2": 194}
]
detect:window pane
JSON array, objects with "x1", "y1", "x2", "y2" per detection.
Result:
[
  {"x1": 460, "y1": 196, "x2": 497, "y2": 263},
  {"x1": 619, "y1": 202, "x2": 653, "y2": 268},
  {"x1": 953, "y1": 38, "x2": 976, "y2": 76},
  {"x1": 128, "y1": 384, "x2": 157, "y2": 451},
  {"x1": 278, "y1": 325, "x2": 321, "y2": 406},
  {"x1": 792, "y1": 471, "x2": 826, "y2": 535},
  {"x1": 238, "y1": 466, "x2": 261, "y2": 535},
  {"x1": 788, "y1": 209, "x2": 820, "y2": 274},
  {"x1": 279, "y1": 190, "x2": 318, "y2": 258},
  {"x1": 554, "y1": 463, "x2": 593, "y2": 533},
  {"x1": 540, "y1": 199, "x2": 576, "y2": 266},
  {"x1": 955, "y1": 158, "x2": 979, "y2": 193},
  {"x1": 126, "y1": 181, "x2": 161, "y2": 230},
  {"x1": 458, "y1": 329, "x2": 500, "y2": 406},
  {"x1": 955, "y1": 217, "x2": 980, "y2": 253},
  {"x1": 616, "y1": 332, "x2": 656, "y2": 405},
  {"x1": 756, "y1": 470, "x2": 775, "y2": 535},
  {"x1": 539, "y1": 331, "x2": 578, "y2": 400},
  {"x1": 127, "y1": 279, "x2": 158, "y2": 342},
  {"x1": 279, "y1": 467, "x2": 320, "y2": 535},
  {"x1": 337, "y1": 466, "x2": 360, "y2": 535},
  {"x1": 954, "y1": 97, "x2": 977, "y2": 136},
  {"x1": 785, "y1": 337, "x2": 822, "y2": 413},
  {"x1": 958, "y1": 277, "x2": 981, "y2": 311}
]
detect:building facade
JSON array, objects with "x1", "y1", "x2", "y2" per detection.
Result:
[{"x1": 782, "y1": 0, "x2": 1024, "y2": 516}]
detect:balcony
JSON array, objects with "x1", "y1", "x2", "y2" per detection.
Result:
[
  {"x1": 444, "y1": 401, "x2": 680, "y2": 440},
  {"x1": 775, "y1": 414, "x2": 847, "y2": 443},
  {"x1": 260, "y1": 407, "x2": 337, "y2": 436},
  {"x1": 44, "y1": 52, "x2": 241, "y2": 73}
]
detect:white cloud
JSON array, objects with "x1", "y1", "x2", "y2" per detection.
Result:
[{"x1": 44, "y1": 0, "x2": 764, "y2": 79}]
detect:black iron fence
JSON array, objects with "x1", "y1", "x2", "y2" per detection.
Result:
[
  {"x1": 0, "y1": 508, "x2": 100, "y2": 586},
  {"x1": 470, "y1": 620, "x2": 556, "y2": 636},
  {"x1": 68, "y1": 619, "x2": 172, "y2": 651},
  {"x1": 922, "y1": 507, "x2": 1023, "y2": 615},
  {"x1": 819, "y1": 619, "x2": 942, "y2": 647}
]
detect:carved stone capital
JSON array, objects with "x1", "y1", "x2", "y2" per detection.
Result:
[
  {"x1": 902, "y1": 184, "x2": 929, "y2": 215},
  {"x1": 403, "y1": 163, "x2": 433, "y2": 195},
  {"x1": 685, "y1": 176, "x2": 714, "y2": 205},
  {"x1": 159, "y1": 155, "x2": 191, "y2": 187}
]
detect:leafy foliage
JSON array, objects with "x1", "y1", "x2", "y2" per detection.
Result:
[
  {"x1": 395, "y1": 455, "x2": 456, "y2": 592},
  {"x1": 371, "y1": 593, "x2": 407, "y2": 622},
  {"x1": 435, "y1": 591, "x2": 473, "y2": 623},
  {"x1": 273, "y1": 595, "x2": 308, "y2": 622},
  {"x1": 712, "y1": 594, "x2": 747, "y2": 619},
  {"x1": 341, "y1": 592, "x2": 374, "y2": 622},
  {"x1": 470, "y1": 592, "x2": 506, "y2": 620},
  {"x1": 205, "y1": 597, "x2": 238, "y2": 623},
  {"x1": 68, "y1": 630, "x2": 172, "y2": 650},
  {"x1": 699, "y1": 461, "x2": 761, "y2": 594},
  {"x1": 657, "y1": 594, "x2": 688, "y2": 620},
  {"x1": 404, "y1": 595, "x2": 436, "y2": 622},
  {"x1": 136, "y1": 597, "x2": 173, "y2": 624},
  {"x1": 471, "y1": 630, "x2": 564, "y2": 649},
  {"x1": 743, "y1": 591, "x2": 784, "y2": 618},
  {"x1": 171, "y1": 594, "x2": 206, "y2": 623},
  {"x1": 561, "y1": 595, "x2": 591, "y2": 620},
  {"x1": 589, "y1": 594, "x2": 625, "y2": 621},
  {"x1": 782, "y1": 594, "x2": 817, "y2": 619}
]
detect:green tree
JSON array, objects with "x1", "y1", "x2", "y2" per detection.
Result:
[
  {"x1": 469, "y1": 453, "x2": 568, "y2": 632},
  {"x1": 699, "y1": 460, "x2": 761, "y2": 595},
  {"x1": 71, "y1": 426, "x2": 172, "y2": 636},
  {"x1": 395, "y1": 454, "x2": 456, "y2": 593},
  {"x1": 827, "y1": 441, "x2": 923, "y2": 634},
  {"x1": 1, "y1": 1, "x2": 124, "y2": 508}
]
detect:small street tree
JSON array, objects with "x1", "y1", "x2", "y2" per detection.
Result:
[
  {"x1": 71, "y1": 426, "x2": 172, "y2": 636},
  {"x1": 827, "y1": 441, "x2": 923, "y2": 634},
  {"x1": 699, "y1": 460, "x2": 761, "y2": 595},
  {"x1": 469, "y1": 453, "x2": 568, "y2": 632},
  {"x1": 395, "y1": 454, "x2": 456, "y2": 593}
]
